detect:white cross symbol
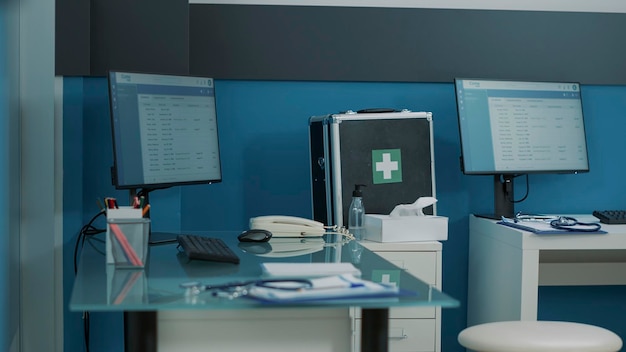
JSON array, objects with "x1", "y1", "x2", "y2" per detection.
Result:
[
  {"x1": 376, "y1": 153, "x2": 398, "y2": 179},
  {"x1": 380, "y1": 274, "x2": 397, "y2": 287}
]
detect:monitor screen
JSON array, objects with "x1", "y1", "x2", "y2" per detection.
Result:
[
  {"x1": 455, "y1": 78, "x2": 590, "y2": 175},
  {"x1": 108, "y1": 71, "x2": 222, "y2": 190}
]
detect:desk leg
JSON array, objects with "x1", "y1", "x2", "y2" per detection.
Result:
[
  {"x1": 124, "y1": 311, "x2": 157, "y2": 352},
  {"x1": 361, "y1": 308, "x2": 388, "y2": 352}
]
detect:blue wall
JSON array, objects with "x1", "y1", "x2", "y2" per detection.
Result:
[{"x1": 63, "y1": 77, "x2": 626, "y2": 352}]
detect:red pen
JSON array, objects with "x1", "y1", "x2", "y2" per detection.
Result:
[{"x1": 109, "y1": 223, "x2": 142, "y2": 266}]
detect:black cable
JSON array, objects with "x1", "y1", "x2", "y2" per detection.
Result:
[
  {"x1": 136, "y1": 186, "x2": 170, "y2": 198},
  {"x1": 74, "y1": 210, "x2": 106, "y2": 274},
  {"x1": 506, "y1": 174, "x2": 530, "y2": 204},
  {"x1": 73, "y1": 209, "x2": 106, "y2": 352}
]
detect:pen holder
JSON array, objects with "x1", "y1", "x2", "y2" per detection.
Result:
[{"x1": 106, "y1": 210, "x2": 150, "y2": 268}]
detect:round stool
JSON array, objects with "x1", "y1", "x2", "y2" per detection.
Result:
[{"x1": 458, "y1": 321, "x2": 623, "y2": 352}]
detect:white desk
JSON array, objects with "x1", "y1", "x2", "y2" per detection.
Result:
[{"x1": 467, "y1": 215, "x2": 626, "y2": 326}]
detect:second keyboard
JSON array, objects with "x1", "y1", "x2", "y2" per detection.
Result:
[{"x1": 593, "y1": 210, "x2": 626, "y2": 224}]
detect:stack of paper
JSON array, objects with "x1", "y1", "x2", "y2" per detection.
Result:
[{"x1": 261, "y1": 263, "x2": 361, "y2": 278}]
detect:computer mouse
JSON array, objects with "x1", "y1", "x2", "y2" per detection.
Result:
[{"x1": 238, "y1": 229, "x2": 272, "y2": 242}]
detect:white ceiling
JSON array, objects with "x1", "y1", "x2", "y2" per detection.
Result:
[{"x1": 190, "y1": 0, "x2": 626, "y2": 13}]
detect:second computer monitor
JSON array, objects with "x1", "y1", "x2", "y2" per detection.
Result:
[
  {"x1": 455, "y1": 78, "x2": 590, "y2": 218},
  {"x1": 455, "y1": 78, "x2": 590, "y2": 175}
]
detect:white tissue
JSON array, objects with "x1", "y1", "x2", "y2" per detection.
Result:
[{"x1": 389, "y1": 197, "x2": 437, "y2": 217}]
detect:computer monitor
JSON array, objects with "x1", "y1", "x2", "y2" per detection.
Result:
[
  {"x1": 109, "y1": 71, "x2": 222, "y2": 190},
  {"x1": 455, "y1": 78, "x2": 589, "y2": 218},
  {"x1": 108, "y1": 71, "x2": 222, "y2": 242}
]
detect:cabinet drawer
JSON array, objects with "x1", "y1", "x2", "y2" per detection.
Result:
[
  {"x1": 375, "y1": 251, "x2": 438, "y2": 286},
  {"x1": 354, "y1": 319, "x2": 436, "y2": 352}
]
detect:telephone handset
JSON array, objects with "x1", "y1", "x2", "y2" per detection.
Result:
[{"x1": 249, "y1": 215, "x2": 326, "y2": 237}]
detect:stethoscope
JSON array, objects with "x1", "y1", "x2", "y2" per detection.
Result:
[
  {"x1": 180, "y1": 279, "x2": 313, "y2": 299},
  {"x1": 515, "y1": 213, "x2": 602, "y2": 232},
  {"x1": 548, "y1": 216, "x2": 602, "y2": 232}
]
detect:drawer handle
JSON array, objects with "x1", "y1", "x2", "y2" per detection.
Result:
[
  {"x1": 389, "y1": 328, "x2": 408, "y2": 340},
  {"x1": 389, "y1": 334, "x2": 408, "y2": 340}
]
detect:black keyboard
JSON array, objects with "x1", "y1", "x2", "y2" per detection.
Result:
[
  {"x1": 592, "y1": 210, "x2": 626, "y2": 224},
  {"x1": 177, "y1": 234, "x2": 240, "y2": 264}
]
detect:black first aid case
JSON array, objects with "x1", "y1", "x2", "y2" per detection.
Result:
[{"x1": 309, "y1": 109, "x2": 436, "y2": 228}]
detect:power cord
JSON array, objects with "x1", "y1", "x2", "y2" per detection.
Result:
[
  {"x1": 506, "y1": 174, "x2": 530, "y2": 204},
  {"x1": 321, "y1": 226, "x2": 356, "y2": 245},
  {"x1": 74, "y1": 209, "x2": 106, "y2": 274},
  {"x1": 73, "y1": 209, "x2": 106, "y2": 352}
]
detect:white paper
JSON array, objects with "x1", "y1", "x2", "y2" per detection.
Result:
[
  {"x1": 247, "y1": 274, "x2": 400, "y2": 302},
  {"x1": 261, "y1": 263, "x2": 361, "y2": 278}
]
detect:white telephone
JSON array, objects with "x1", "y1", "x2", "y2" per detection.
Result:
[{"x1": 249, "y1": 215, "x2": 326, "y2": 237}]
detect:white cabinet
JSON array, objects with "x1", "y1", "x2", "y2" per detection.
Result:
[
  {"x1": 467, "y1": 215, "x2": 626, "y2": 326},
  {"x1": 159, "y1": 309, "x2": 352, "y2": 352},
  {"x1": 353, "y1": 241, "x2": 443, "y2": 352}
]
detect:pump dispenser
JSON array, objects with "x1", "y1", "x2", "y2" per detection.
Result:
[{"x1": 348, "y1": 184, "x2": 366, "y2": 240}]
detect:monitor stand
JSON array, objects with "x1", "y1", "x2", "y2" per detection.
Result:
[
  {"x1": 475, "y1": 174, "x2": 515, "y2": 220},
  {"x1": 128, "y1": 189, "x2": 179, "y2": 245}
]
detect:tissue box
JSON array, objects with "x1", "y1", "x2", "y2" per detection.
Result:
[{"x1": 363, "y1": 214, "x2": 448, "y2": 242}]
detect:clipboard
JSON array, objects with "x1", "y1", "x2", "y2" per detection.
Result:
[{"x1": 497, "y1": 218, "x2": 606, "y2": 235}]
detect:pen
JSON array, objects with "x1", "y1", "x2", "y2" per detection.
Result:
[
  {"x1": 109, "y1": 223, "x2": 142, "y2": 266},
  {"x1": 514, "y1": 216, "x2": 555, "y2": 223},
  {"x1": 142, "y1": 204, "x2": 151, "y2": 217},
  {"x1": 97, "y1": 198, "x2": 105, "y2": 211},
  {"x1": 106, "y1": 197, "x2": 119, "y2": 209},
  {"x1": 514, "y1": 212, "x2": 556, "y2": 223}
]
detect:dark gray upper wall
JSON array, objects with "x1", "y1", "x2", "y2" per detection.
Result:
[
  {"x1": 90, "y1": 0, "x2": 189, "y2": 76},
  {"x1": 56, "y1": 3, "x2": 626, "y2": 84},
  {"x1": 56, "y1": 0, "x2": 189, "y2": 76},
  {"x1": 56, "y1": 0, "x2": 91, "y2": 75},
  {"x1": 190, "y1": 5, "x2": 626, "y2": 84}
]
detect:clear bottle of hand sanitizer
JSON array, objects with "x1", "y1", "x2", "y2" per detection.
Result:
[{"x1": 348, "y1": 184, "x2": 366, "y2": 240}]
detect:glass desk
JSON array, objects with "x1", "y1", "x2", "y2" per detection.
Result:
[{"x1": 70, "y1": 232, "x2": 458, "y2": 352}]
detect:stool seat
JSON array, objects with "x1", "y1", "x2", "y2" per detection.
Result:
[{"x1": 458, "y1": 321, "x2": 623, "y2": 352}]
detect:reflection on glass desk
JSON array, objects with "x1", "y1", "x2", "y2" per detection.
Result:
[{"x1": 70, "y1": 231, "x2": 458, "y2": 352}]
